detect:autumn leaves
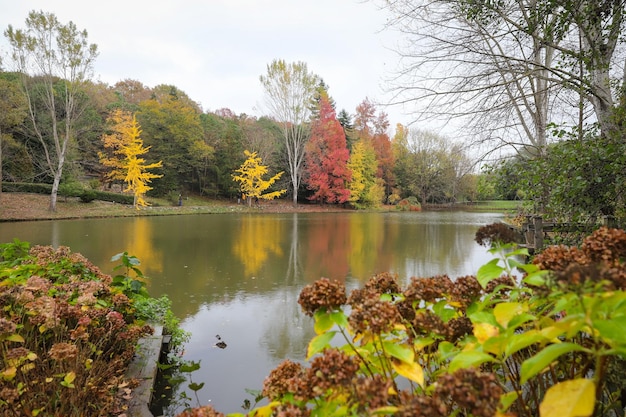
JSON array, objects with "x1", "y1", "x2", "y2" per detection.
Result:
[{"x1": 99, "y1": 110, "x2": 162, "y2": 209}]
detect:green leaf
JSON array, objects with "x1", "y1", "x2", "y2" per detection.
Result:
[
  {"x1": 5, "y1": 334, "x2": 25, "y2": 343},
  {"x1": 330, "y1": 310, "x2": 348, "y2": 328},
  {"x1": 500, "y1": 391, "x2": 519, "y2": 412},
  {"x1": 508, "y1": 312, "x2": 536, "y2": 329},
  {"x1": 477, "y1": 258, "x2": 504, "y2": 288},
  {"x1": 468, "y1": 310, "x2": 499, "y2": 327},
  {"x1": 307, "y1": 331, "x2": 336, "y2": 359},
  {"x1": 539, "y1": 379, "x2": 595, "y2": 417},
  {"x1": 521, "y1": 343, "x2": 588, "y2": 384},
  {"x1": 313, "y1": 310, "x2": 334, "y2": 335},
  {"x1": 522, "y1": 270, "x2": 549, "y2": 286},
  {"x1": 504, "y1": 330, "x2": 545, "y2": 357},
  {"x1": 594, "y1": 317, "x2": 626, "y2": 345},
  {"x1": 179, "y1": 361, "x2": 201, "y2": 373},
  {"x1": 382, "y1": 341, "x2": 414, "y2": 363},
  {"x1": 449, "y1": 350, "x2": 496, "y2": 373},
  {"x1": 189, "y1": 382, "x2": 205, "y2": 391},
  {"x1": 433, "y1": 300, "x2": 456, "y2": 322}
]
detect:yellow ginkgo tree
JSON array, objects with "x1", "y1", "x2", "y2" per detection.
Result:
[
  {"x1": 100, "y1": 109, "x2": 162, "y2": 209},
  {"x1": 232, "y1": 150, "x2": 286, "y2": 206}
]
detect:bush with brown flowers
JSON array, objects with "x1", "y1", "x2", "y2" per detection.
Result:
[
  {"x1": 214, "y1": 228, "x2": 626, "y2": 417},
  {"x1": 0, "y1": 239, "x2": 184, "y2": 417}
]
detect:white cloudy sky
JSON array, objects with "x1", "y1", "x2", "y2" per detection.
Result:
[{"x1": 0, "y1": 0, "x2": 418, "y2": 128}]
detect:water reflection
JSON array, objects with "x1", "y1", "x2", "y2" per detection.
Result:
[{"x1": 0, "y1": 210, "x2": 502, "y2": 414}]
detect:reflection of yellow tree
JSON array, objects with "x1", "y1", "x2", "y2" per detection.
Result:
[
  {"x1": 123, "y1": 218, "x2": 163, "y2": 276},
  {"x1": 233, "y1": 216, "x2": 284, "y2": 276}
]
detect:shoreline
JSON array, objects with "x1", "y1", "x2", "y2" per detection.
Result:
[{"x1": 0, "y1": 192, "x2": 352, "y2": 223}]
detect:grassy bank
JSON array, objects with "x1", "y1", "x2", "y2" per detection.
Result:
[
  {"x1": 0, "y1": 192, "x2": 521, "y2": 222},
  {"x1": 466, "y1": 200, "x2": 522, "y2": 212}
]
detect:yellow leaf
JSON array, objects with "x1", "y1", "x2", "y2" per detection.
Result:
[
  {"x1": 1, "y1": 366, "x2": 17, "y2": 381},
  {"x1": 494, "y1": 302, "x2": 527, "y2": 328},
  {"x1": 64, "y1": 371, "x2": 76, "y2": 384},
  {"x1": 249, "y1": 401, "x2": 280, "y2": 417},
  {"x1": 539, "y1": 379, "x2": 595, "y2": 417},
  {"x1": 7, "y1": 333, "x2": 25, "y2": 343},
  {"x1": 391, "y1": 358, "x2": 424, "y2": 387},
  {"x1": 474, "y1": 322, "x2": 499, "y2": 343}
]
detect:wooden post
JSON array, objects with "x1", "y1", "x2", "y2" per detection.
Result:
[
  {"x1": 603, "y1": 215, "x2": 617, "y2": 229},
  {"x1": 533, "y1": 216, "x2": 543, "y2": 252}
]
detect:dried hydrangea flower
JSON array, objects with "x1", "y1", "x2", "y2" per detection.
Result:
[
  {"x1": 434, "y1": 368, "x2": 503, "y2": 417},
  {"x1": 262, "y1": 359, "x2": 305, "y2": 400},
  {"x1": 298, "y1": 278, "x2": 347, "y2": 317},
  {"x1": 48, "y1": 342, "x2": 79, "y2": 361},
  {"x1": 404, "y1": 276, "x2": 453, "y2": 304}
]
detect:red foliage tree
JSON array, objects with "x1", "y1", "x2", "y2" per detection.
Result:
[{"x1": 304, "y1": 95, "x2": 351, "y2": 204}]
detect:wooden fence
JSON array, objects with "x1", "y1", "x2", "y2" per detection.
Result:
[{"x1": 518, "y1": 215, "x2": 618, "y2": 253}]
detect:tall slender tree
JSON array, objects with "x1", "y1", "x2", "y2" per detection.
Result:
[
  {"x1": 99, "y1": 109, "x2": 162, "y2": 208},
  {"x1": 4, "y1": 11, "x2": 98, "y2": 211},
  {"x1": 260, "y1": 59, "x2": 319, "y2": 206},
  {"x1": 304, "y1": 94, "x2": 351, "y2": 204}
]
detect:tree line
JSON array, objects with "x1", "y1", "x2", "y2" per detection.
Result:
[
  {"x1": 0, "y1": 10, "x2": 476, "y2": 211},
  {"x1": 378, "y1": 0, "x2": 626, "y2": 224}
]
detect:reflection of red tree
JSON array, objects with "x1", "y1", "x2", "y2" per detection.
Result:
[{"x1": 303, "y1": 216, "x2": 350, "y2": 282}]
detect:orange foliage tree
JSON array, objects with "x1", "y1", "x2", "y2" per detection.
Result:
[{"x1": 304, "y1": 94, "x2": 351, "y2": 204}]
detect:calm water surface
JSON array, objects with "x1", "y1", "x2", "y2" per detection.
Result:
[{"x1": 0, "y1": 210, "x2": 502, "y2": 414}]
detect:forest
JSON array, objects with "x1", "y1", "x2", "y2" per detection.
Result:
[
  {"x1": 0, "y1": 12, "x2": 476, "y2": 213},
  {"x1": 2, "y1": 0, "x2": 626, "y2": 224}
]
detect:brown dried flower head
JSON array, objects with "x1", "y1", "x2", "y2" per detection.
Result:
[
  {"x1": 349, "y1": 293, "x2": 402, "y2": 335},
  {"x1": 404, "y1": 275, "x2": 453, "y2": 304},
  {"x1": 0, "y1": 317, "x2": 17, "y2": 335},
  {"x1": 175, "y1": 405, "x2": 225, "y2": 417},
  {"x1": 582, "y1": 227, "x2": 626, "y2": 265},
  {"x1": 434, "y1": 368, "x2": 503, "y2": 417},
  {"x1": 364, "y1": 272, "x2": 401, "y2": 295},
  {"x1": 262, "y1": 359, "x2": 305, "y2": 400},
  {"x1": 305, "y1": 348, "x2": 360, "y2": 396},
  {"x1": 298, "y1": 278, "x2": 347, "y2": 317},
  {"x1": 48, "y1": 342, "x2": 79, "y2": 361},
  {"x1": 449, "y1": 275, "x2": 483, "y2": 308},
  {"x1": 475, "y1": 222, "x2": 519, "y2": 247},
  {"x1": 351, "y1": 374, "x2": 393, "y2": 411}
]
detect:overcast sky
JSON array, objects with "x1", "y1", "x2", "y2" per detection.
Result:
[{"x1": 0, "y1": 0, "x2": 417, "y2": 129}]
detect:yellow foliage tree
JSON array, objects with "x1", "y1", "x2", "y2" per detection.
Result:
[
  {"x1": 99, "y1": 109, "x2": 132, "y2": 183},
  {"x1": 232, "y1": 150, "x2": 286, "y2": 206},
  {"x1": 100, "y1": 110, "x2": 162, "y2": 209}
]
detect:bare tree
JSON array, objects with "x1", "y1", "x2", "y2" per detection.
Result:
[
  {"x1": 260, "y1": 59, "x2": 319, "y2": 206},
  {"x1": 4, "y1": 11, "x2": 98, "y2": 211},
  {"x1": 378, "y1": 0, "x2": 625, "y2": 155}
]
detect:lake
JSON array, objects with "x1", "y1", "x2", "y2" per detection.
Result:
[{"x1": 0, "y1": 210, "x2": 502, "y2": 414}]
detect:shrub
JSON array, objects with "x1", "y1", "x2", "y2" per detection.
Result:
[
  {"x1": 79, "y1": 189, "x2": 98, "y2": 203},
  {"x1": 0, "y1": 241, "x2": 182, "y2": 416},
  {"x1": 395, "y1": 196, "x2": 421, "y2": 211},
  {"x1": 217, "y1": 227, "x2": 626, "y2": 417}
]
